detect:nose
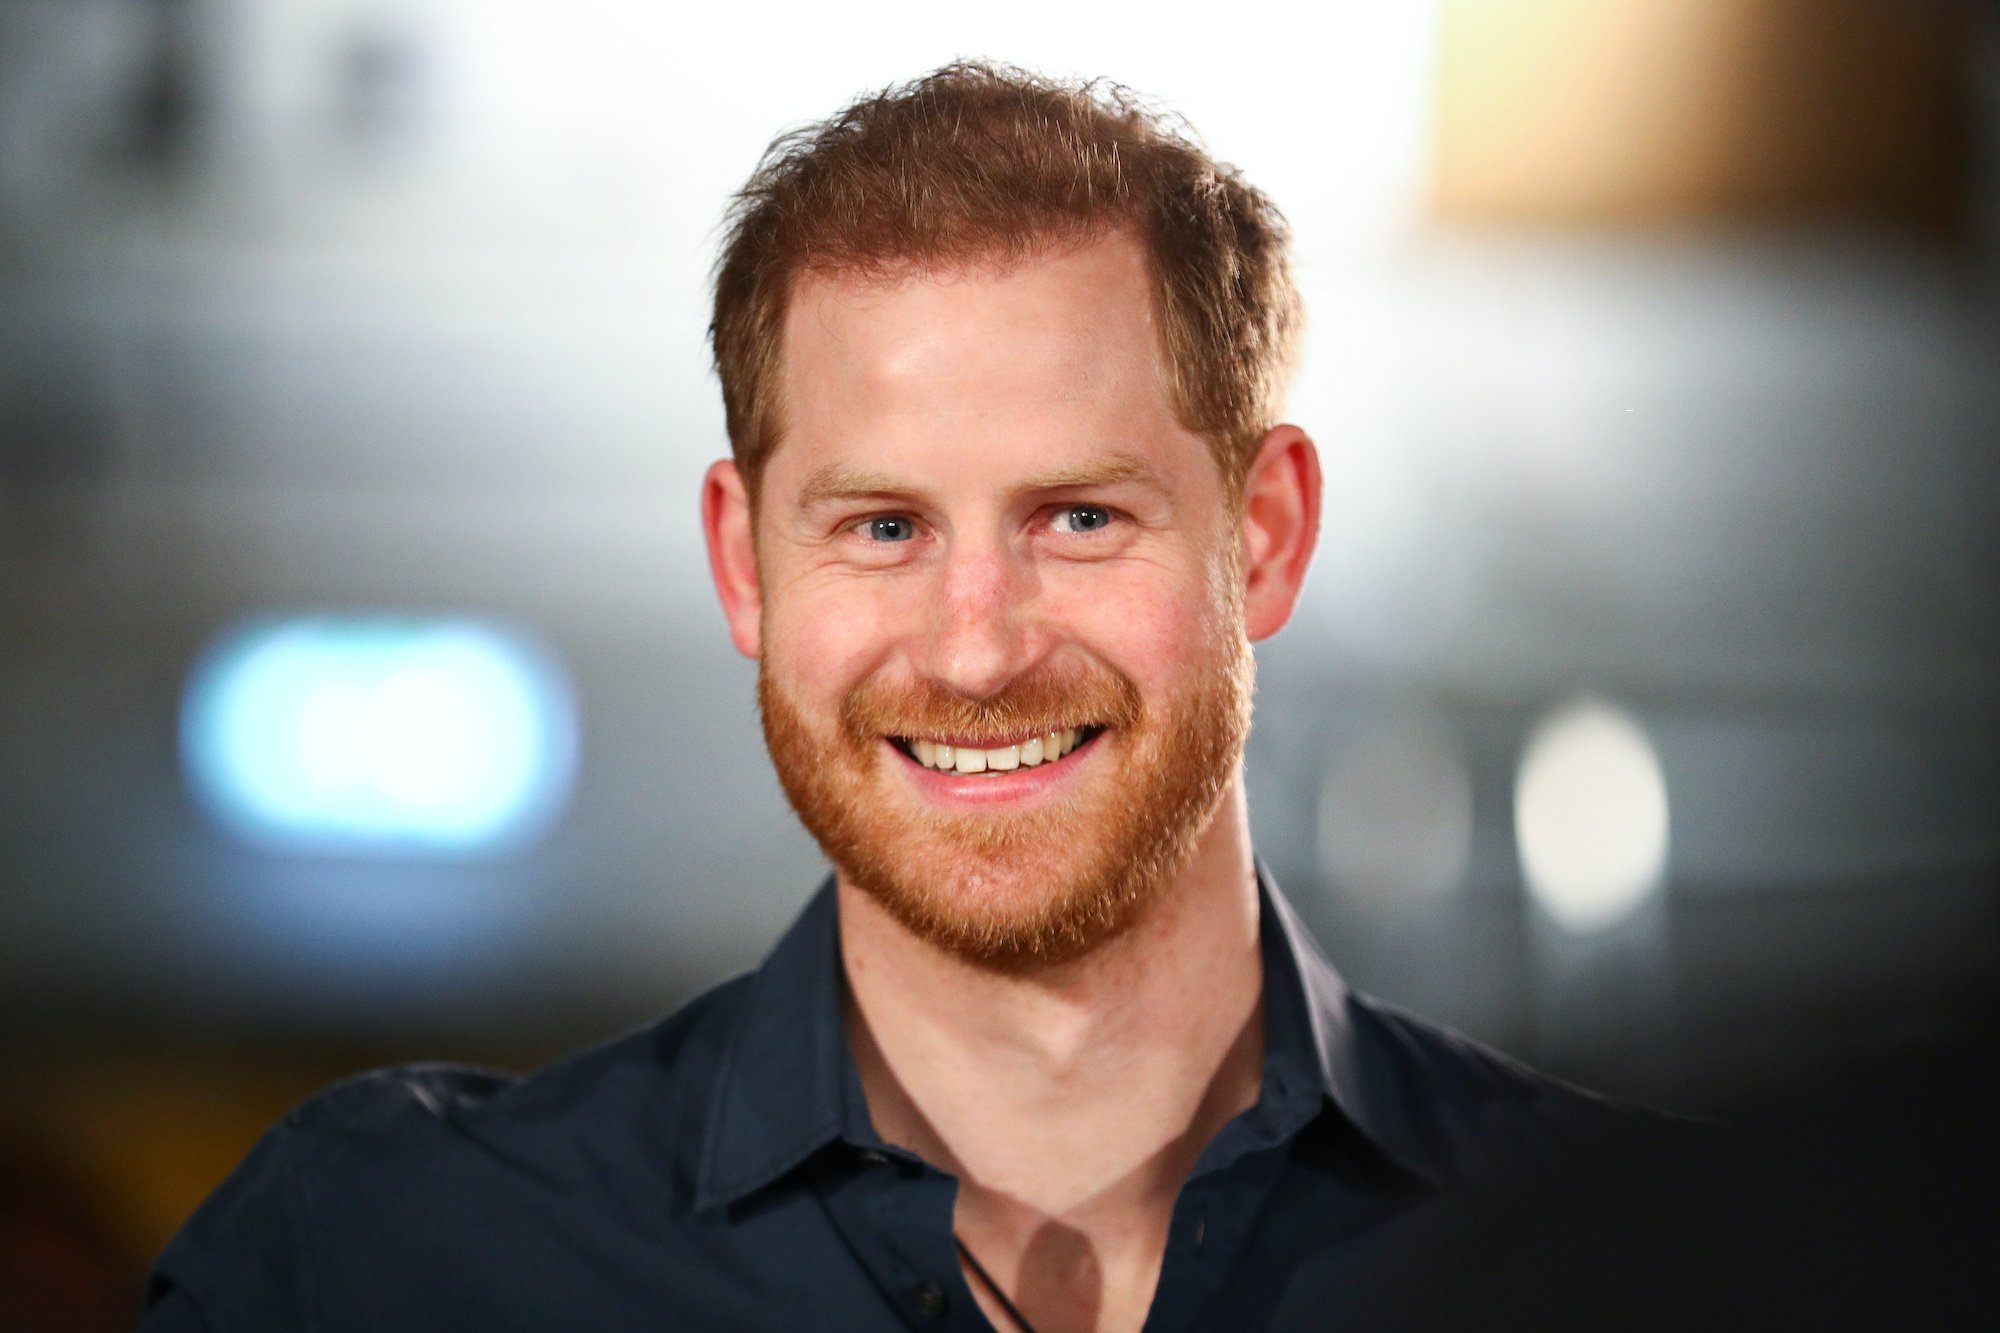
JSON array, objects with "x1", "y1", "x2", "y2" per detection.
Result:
[{"x1": 919, "y1": 538, "x2": 1040, "y2": 700}]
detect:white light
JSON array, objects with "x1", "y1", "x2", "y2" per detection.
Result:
[
  {"x1": 1515, "y1": 698, "x2": 1670, "y2": 933},
  {"x1": 181, "y1": 617, "x2": 576, "y2": 854}
]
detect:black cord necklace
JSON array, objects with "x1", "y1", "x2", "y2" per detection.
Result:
[{"x1": 955, "y1": 1236, "x2": 1042, "y2": 1333}]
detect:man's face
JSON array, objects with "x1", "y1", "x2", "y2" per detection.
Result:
[{"x1": 744, "y1": 233, "x2": 1254, "y2": 969}]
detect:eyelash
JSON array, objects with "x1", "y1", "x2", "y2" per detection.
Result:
[{"x1": 850, "y1": 505, "x2": 1118, "y2": 543}]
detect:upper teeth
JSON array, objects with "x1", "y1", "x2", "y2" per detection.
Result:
[{"x1": 910, "y1": 729, "x2": 1082, "y2": 774}]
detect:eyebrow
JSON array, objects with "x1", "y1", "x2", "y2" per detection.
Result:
[
  {"x1": 794, "y1": 454, "x2": 1171, "y2": 510},
  {"x1": 795, "y1": 464, "x2": 917, "y2": 510}
]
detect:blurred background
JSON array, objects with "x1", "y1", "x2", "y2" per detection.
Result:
[{"x1": 2, "y1": 0, "x2": 1996, "y2": 1322}]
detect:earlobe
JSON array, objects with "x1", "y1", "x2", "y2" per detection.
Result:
[
  {"x1": 701, "y1": 459, "x2": 764, "y2": 659},
  {"x1": 1238, "y1": 425, "x2": 1322, "y2": 642}
]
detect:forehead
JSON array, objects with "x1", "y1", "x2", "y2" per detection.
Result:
[{"x1": 768, "y1": 233, "x2": 1202, "y2": 491}]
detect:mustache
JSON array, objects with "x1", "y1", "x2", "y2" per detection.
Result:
[{"x1": 841, "y1": 661, "x2": 1142, "y2": 746}]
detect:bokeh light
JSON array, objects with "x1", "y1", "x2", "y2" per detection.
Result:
[
  {"x1": 180, "y1": 617, "x2": 576, "y2": 855},
  {"x1": 1514, "y1": 698, "x2": 1670, "y2": 932}
]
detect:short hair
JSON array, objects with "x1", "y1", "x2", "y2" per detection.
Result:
[{"x1": 709, "y1": 62, "x2": 1301, "y2": 499}]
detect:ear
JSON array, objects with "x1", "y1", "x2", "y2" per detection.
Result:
[
  {"x1": 702, "y1": 459, "x2": 763, "y2": 658},
  {"x1": 1238, "y1": 424, "x2": 1322, "y2": 642}
]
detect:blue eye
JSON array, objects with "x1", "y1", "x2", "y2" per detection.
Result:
[
  {"x1": 1051, "y1": 505, "x2": 1112, "y2": 534},
  {"x1": 865, "y1": 516, "x2": 916, "y2": 542}
]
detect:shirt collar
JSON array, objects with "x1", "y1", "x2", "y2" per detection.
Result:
[
  {"x1": 693, "y1": 861, "x2": 1437, "y2": 1212},
  {"x1": 693, "y1": 880, "x2": 859, "y2": 1213},
  {"x1": 1258, "y1": 861, "x2": 1443, "y2": 1187}
]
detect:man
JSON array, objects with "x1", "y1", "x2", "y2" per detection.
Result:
[{"x1": 146, "y1": 64, "x2": 1655, "y2": 1332}]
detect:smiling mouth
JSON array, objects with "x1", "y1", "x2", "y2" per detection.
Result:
[{"x1": 888, "y1": 726, "x2": 1104, "y2": 776}]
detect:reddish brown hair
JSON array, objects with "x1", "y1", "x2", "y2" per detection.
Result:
[{"x1": 709, "y1": 62, "x2": 1301, "y2": 498}]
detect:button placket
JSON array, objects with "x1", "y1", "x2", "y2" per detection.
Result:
[
  {"x1": 814, "y1": 1146, "x2": 978, "y2": 1329},
  {"x1": 909, "y1": 1279, "x2": 949, "y2": 1318}
]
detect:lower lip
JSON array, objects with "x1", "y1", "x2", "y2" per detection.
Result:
[{"x1": 890, "y1": 734, "x2": 1102, "y2": 807}]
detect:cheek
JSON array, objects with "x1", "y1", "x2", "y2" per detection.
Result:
[
  {"x1": 764, "y1": 581, "x2": 904, "y2": 696},
  {"x1": 1041, "y1": 563, "x2": 1226, "y2": 685}
]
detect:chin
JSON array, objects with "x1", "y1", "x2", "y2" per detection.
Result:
[
  {"x1": 846, "y1": 846, "x2": 1161, "y2": 972},
  {"x1": 829, "y1": 760, "x2": 1234, "y2": 972}
]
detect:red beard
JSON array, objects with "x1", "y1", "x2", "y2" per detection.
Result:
[{"x1": 758, "y1": 641, "x2": 1252, "y2": 972}]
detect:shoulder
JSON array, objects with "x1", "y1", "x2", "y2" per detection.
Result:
[
  {"x1": 1272, "y1": 998, "x2": 1716, "y2": 1331},
  {"x1": 262, "y1": 968, "x2": 754, "y2": 1177},
  {"x1": 144, "y1": 972, "x2": 757, "y2": 1329},
  {"x1": 1343, "y1": 990, "x2": 1693, "y2": 1189}
]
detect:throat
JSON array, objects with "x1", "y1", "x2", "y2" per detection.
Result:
[
  {"x1": 841, "y1": 925, "x2": 1267, "y2": 1219},
  {"x1": 833, "y1": 834, "x2": 1267, "y2": 1223}
]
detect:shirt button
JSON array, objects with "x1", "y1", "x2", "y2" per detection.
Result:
[
  {"x1": 858, "y1": 1149, "x2": 890, "y2": 1166},
  {"x1": 909, "y1": 1280, "x2": 948, "y2": 1318}
]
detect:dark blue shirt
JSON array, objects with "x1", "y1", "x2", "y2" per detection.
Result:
[{"x1": 144, "y1": 868, "x2": 1652, "y2": 1331}]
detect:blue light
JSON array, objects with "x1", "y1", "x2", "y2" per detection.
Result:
[{"x1": 182, "y1": 617, "x2": 577, "y2": 855}]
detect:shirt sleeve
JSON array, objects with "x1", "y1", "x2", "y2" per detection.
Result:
[{"x1": 142, "y1": 1113, "x2": 319, "y2": 1331}]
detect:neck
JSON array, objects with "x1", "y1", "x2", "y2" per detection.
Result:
[{"x1": 838, "y1": 780, "x2": 1264, "y2": 1330}]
